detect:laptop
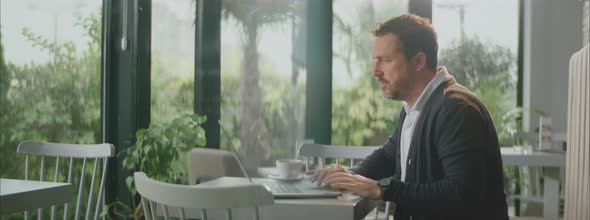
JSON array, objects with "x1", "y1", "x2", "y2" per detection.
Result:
[{"x1": 219, "y1": 121, "x2": 341, "y2": 198}]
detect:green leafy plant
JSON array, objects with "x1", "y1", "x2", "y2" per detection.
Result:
[{"x1": 103, "y1": 113, "x2": 207, "y2": 219}]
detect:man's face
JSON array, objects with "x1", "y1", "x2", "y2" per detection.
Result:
[{"x1": 371, "y1": 33, "x2": 413, "y2": 100}]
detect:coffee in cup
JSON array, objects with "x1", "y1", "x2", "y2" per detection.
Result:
[{"x1": 276, "y1": 159, "x2": 304, "y2": 179}]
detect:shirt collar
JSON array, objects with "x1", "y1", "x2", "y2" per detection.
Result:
[{"x1": 403, "y1": 67, "x2": 448, "y2": 112}]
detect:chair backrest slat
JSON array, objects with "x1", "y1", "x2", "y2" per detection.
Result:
[
  {"x1": 74, "y1": 158, "x2": 87, "y2": 220},
  {"x1": 163, "y1": 205, "x2": 170, "y2": 220},
  {"x1": 149, "y1": 201, "x2": 157, "y2": 220},
  {"x1": 40, "y1": 155, "x2": 45, "y2": 181},
  {"x1": 134, "y1": 172, "x2": 273, "y2": 220},
  {"x1": 25, "y1": 154, "x2": 30, "y2": 180},
  {"x1": 93, "y1": 158, "x2": 109, "y2": 220},
  {"x1": 178, "y1": 208, "x2": 186, "y2": 220},
  {"x1": 225, "y1": 208, "x2": 232, "y2": 220},
  {"x1": 201, "y1": 209, "x2": 208, "y2": 220},
  {"x1": 38, "y1": 155, "x2": 46, "y2": 220},
  {"x1": 51, "y1": 156, "x2": 60, "y2": 220},
  {"x1": 84, "y1": 158, "x2": 99, "y2": 220},
  {"x1": 53, "y1": 156, "x2": 61, "y2": 179},
  {"x1": 24, "y1": 154, "x2": 29, "y2": 220},
  {"x1": 63, "y1": 157, "x2": 74, "y2": 220},
  {"x1": 66, "y1": 157, "x2": 74, "y2": 183},
  {"x1": 16, "y1": 141, "x2": 114, "y2": 220},
  {"x1": 141, "y1": 197, "x2": 152, "y2": 220},
  {"x1": 254, "y1": 207, "x2": 260, "y2": 220}
]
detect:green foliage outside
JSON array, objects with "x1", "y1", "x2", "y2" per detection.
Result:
[
  {"x1": 0, "y1": 12, "x2": 102, "y2": 219},
  {"x1": 331, "y1": 2, "x2": 404, "y2": 147},
  {"x1": 150, "y1": 50, "x2": 194, "y2": 124},
  {"x1": 0, "y1": 13, "x2": 102, "y2": 179}
]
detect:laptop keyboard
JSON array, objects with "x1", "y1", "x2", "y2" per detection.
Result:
[{"x1": 263, "y1": 182, "x2": 302, "y2": 193}]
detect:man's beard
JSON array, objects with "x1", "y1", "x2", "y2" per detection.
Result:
[{"x1": 382, "y1": 82, "x2": 404, "y2": 101}]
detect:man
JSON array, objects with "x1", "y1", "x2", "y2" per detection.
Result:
[{"x1": 309, "y1": 14, "x2": 508, "y2": 220}]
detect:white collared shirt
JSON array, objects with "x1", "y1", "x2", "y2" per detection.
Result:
[{"x1": 400, "y1": 68, "x2": 447, "y2": 182}]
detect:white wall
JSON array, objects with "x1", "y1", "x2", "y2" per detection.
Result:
[
  {"x1": 523, "y1": 0, "x2": 584, "y2": 143},
  {"x1": 584, "y1": 1, "x2": 589, "y2": 43}
]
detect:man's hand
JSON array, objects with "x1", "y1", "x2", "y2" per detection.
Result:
[
  {"x1": 323, "y1": 172, "x2": 382, "y2": 200},
  {"x1": 307, "y1": 165, "x2": 347, "y2": 186}
]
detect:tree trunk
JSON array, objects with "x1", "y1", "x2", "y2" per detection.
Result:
[{"x1": 239, "y1": 24, "x2": 269, "y2": 172}]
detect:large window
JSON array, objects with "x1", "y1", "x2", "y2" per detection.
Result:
[
  {"x1": 332, "y1": 0, "x2": 408, "y2": 146},
  {"x1": 220, "y1": 0, "x2": 307, "y2": 170},
  {"x1": 151, "y1": 0, "x2": 195, "y2": 124},
  {"x1": 433, "y1": 0, "x2": 519, "y2": 145},
  {"x1": 1, "y1": 0, "x2": 103, "y2": 179}
]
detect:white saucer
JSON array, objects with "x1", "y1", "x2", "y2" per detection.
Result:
[{"x1": 268, "y1": 174, "x2": 305, "y2": 181}]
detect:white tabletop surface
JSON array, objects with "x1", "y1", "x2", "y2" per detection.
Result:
[
  {"x1": 500, "y1": 147, "x2": 566, "y2": 167},
  {"x1": 1, "y1": 178, "x2": 73, "y2": 214}
]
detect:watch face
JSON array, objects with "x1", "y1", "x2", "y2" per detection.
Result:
[{"x1": 379, "y1": 177, "x2": 391, "y2": 186}]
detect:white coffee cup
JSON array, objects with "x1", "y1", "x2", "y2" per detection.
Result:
[{"x1": 276, "y1": 159, "x2": 304, "y2": 179}]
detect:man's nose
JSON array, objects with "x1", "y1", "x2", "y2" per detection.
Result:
[{"x1": 372, "y1": 64, "x2": 380, "y2": 77}]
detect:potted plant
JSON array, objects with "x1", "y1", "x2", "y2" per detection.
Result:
[{"x1": 102, "y1": 113, "x2": 207, "y2": 219}]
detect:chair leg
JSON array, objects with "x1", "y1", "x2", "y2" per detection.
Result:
[{"x1": 384, "y1": 202, "x2": 391, "y2": 218}]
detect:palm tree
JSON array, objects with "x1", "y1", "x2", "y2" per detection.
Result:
[{"x1": 222, "y1": 0, "x2": 296, "y2": 170}]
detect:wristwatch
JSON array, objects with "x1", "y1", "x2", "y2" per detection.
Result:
[{"x1": 377, "y1": 177, "x2": 392, "y2": 199}]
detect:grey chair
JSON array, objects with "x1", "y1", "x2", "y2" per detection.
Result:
[
  {"x1": 187, "y1": 148, "x2": 244, "y2": 185},
  {"x1": 134, "y1": 172, "x2": 274, "y2": 220},
  {"x1": 17, "y1": 140, "x2": 115, "y2": 220}
]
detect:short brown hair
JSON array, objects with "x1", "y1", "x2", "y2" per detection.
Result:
[{"x1": 373, "y1": 14, "x2": 438, "y2": 70}]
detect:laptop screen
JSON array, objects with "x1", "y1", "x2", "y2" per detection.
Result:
[{"x1": 218, "y1": 120, "x2": 253, "y2": 183}]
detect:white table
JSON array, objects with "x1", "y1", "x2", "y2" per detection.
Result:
[
  {"x1": 180, "y1": 177, "x2": 378, "y2": 220},
  {"x1": 501, "y1": 147, "x2": 565, "y2": 219},
  {"x1": 0, "y1": 178, "x2": 73, "y2": 214}
]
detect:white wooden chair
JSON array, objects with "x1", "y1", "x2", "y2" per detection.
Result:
[
  {"x1": 16, "y1": 140, "x2": 115, "y2": 220},
  {"x1": 298, "y1": 143, "x2": 390, "y2": 220},
  {"x1": 134, "y1": 172, "x2": 274, "y2": 220}
]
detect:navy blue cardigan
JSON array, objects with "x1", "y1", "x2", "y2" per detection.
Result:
[{"x1": 351, "y1": 74, "x2": 508, "y2": 220}]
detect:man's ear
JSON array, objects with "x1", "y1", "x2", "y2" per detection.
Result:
[{"x1": 412, "y1": 52, "x2": 427, "y2": 72}]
